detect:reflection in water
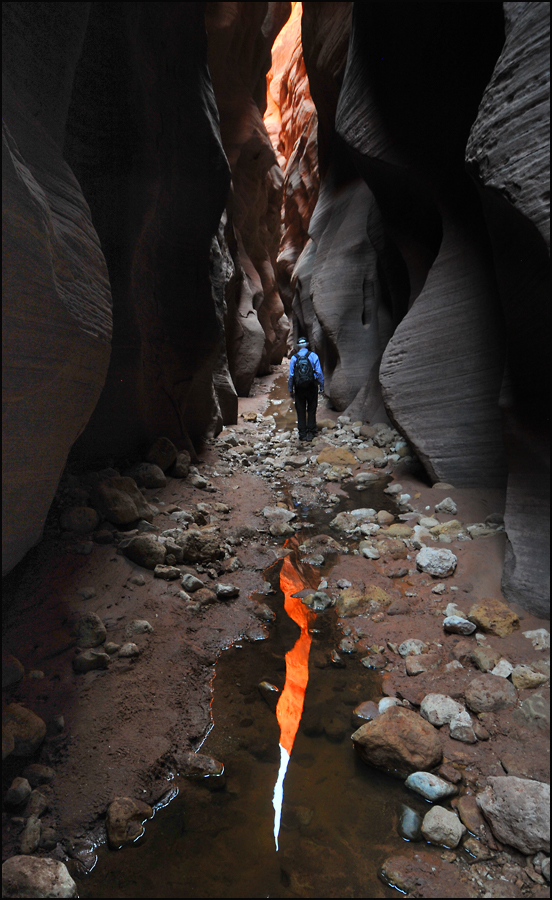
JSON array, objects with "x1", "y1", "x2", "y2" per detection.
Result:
[{"x1": 272, "y1": 548, "x2": 316, "y2": 850}]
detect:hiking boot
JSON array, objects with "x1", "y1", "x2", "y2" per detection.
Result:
[{"x1": 306, "y1": 433, "x2": 313, "y2": 442}]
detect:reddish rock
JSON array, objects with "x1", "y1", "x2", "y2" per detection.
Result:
[
  {"x1": 464, "y1": 674, "x2": 517, "y2": 713},
  {"x1": 351, "y1": 706, "x2": 442, "y2": 778}
]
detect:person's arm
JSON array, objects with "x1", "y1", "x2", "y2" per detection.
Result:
[
  {"x1": 288, "y1": 356, "x2": 295, "y2": 393},
  {"x1": 311, "y1": 353, "x2": 324, "y2": 391}
]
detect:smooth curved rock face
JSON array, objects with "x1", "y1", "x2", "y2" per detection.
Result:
[
  {"x1": 205, "y1": 2, "x2": 290, "y2": 392},
  {"x1": 64, "y1": 3, "x2": 231, "y2": 455},
  {"x1": 2, "y1": 5, "x2": 112, "y2": 575},
  {"x1": 466, "y1": 2, "x2": 550, "y2": 617}
]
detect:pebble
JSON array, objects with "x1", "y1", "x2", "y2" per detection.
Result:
[
  {"x1": 405, "y1": 772, "x2": 457, "y2": 801},
  {"x1": 491, "y1": 658, "x2": 514, "y2": 678},
  {"x1": 398, "y1": 639, "x2": 427, "y2": 657},
  {"x1": 434, "y1": 497, "x2": 457, "y2": 515},
  {"x1": 181, "y1": 573, "x2": 204, "y2": 592},
  {"x1": 154, "y1": 564, "x2": 181, "y2": 580},
  {"x1": 431, "y1": 583, "x2": 447, "y2": 594},
  {"x1": 130, "y1": 573, "x2": 146, "y2": 586},
  {"x1": 77, "y1": 587, "x2": 96, "y2": 599},
  {"x1": 443, "y1": 615, "x2": 476, "y2": 635},
  {"x1": 378, "y1": 697, "x2": 401, "y2": 713},
  {"x1": 339, "y1": 638, "x2": 356, "y2": 654},
  {"x1": 118, "y1": 643, "x2": 140, "y2": 658},
  {"x1": 215, "y1": 583, "x2": 240, "y2": 600},
  {"x1": 22, "y1": 764, "x2": 55, "y2": 787},
  {"x1": 449, "y1": 709, "x2": 477, "y2": 743},
  {"x1": 125, "y1": 620, "x2": 153, "y2": 637}
]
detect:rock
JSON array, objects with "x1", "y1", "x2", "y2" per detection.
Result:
[
  {"x1": 91, "y1": 476, "x2": 154, "y2": 525},
  {"x1": 361, "y1": 653, "x2": 387, "y2": 669},
  {"x1": 406, "y1": 653, "x2": 440, "y2": 676},
  {"x1": 416, "y1": 547, "x2": 457, "y2": 577},
  {"x1": 189, "y1": 474, "x2": 209, "y2": 489},
  {"x1": 125, "y1": 463, "x2": 167, "y2": 489},
  {"x1": 491, "y1": 658, "x2": 513, "y2": 678},
  {"x1": 262, "y1": 506, "x2": 297, "y2": 523},
  {"x1": 4, "y1": 778, "x2": 32, "y2": 808},
  {"x1": 94, "y1": 529, "x2": 115, "y2": 544},
  {"x1": 174, "y1": 750, "x2": 224, "y2": 778},
  {"x1": 360, "y1": 544, "x2": 380, "y2": 560},
  {"x1": 375, "y1": 510, "x2": 394, "y2": 525},
  {"x1": 421, "y1": 806, "x2": 466, "y2": 848},
  {"x1": 2, "y1": 655, "x2": 25, "y2": 689},
  {"x1": 122, "y1": 535, "x2": 166, "y2": 570},
  {"x1": 511, "y1": 665, "x2": 548, "y2": 690},
  {"x1": 330, "y1": 509, "x2": 376, "y2": 532},
  {"x1": 19, "y1": 815, "x2": 41, "y2": 854},
  {"x1": 25, "y1": 790, "x2": 49, "y2": 819},
  {"x1": 40, "y1": 827, "x2": 59, "y2": 851},
  {"x1": 2, "y1": 856, "x2": 77, "y2": 898},
  {"x1": 351, "y1": 706, "x2": 442, "y2": 778},
  {"x1": 145, "y1": 437, "x2": 178, "y2": 472},
  {"x1": 434, "y1": 497, "x2": 458, "y2": 515},
  {"x1": 270, "y1": 521, "x2": 295, "y2": 537},
  {"x1": 258, "y1": 681, "x2": 280, "y2": 712},
  {"x1": 356, "y1": 446, "x2": 385, "y2": 462},
  {"x1": 405, "y1": 772, "x2": 457, "y2": 801},
  {"x1": 59, "y1": 506, "x2": 100, "y2": 533},
  {"x1": 443, "y1": 616, "x2": 476, "y2": 635},
  {"x1": 477, "y1": 776, "x2": 550, "y2": 854},
  {"x1": 465, "y1": 674, "x2": 517, "y2": 712},
  {"x1": 316, "y1": 447, "x2": 357, "y2": 466},
  {"x1": 104, "y1": 642, "x2": 120, "y2": 655},
  {"x1": 3, "y1": 705, "x2": 46, "y2": 758},
  {"x1": 72, "y1": 649, "x2": 110, "y2": 674},
  {"x1": 469, "y1": 646, "x2": 502, "y2": 672},
  {"x1": 193, "y1": 588, "x2": 217, "y2": 607},
  {"x1": 466, "y1": 522, "x2": 499, "y2": 538},
  {"x1": 420, "y1": 694, "x2": 463, "y2": 727},
  {"x1": 398, "y1": 806, "x2": 424, "y2": 842},
  {"x1": 118, "y1": 643, "x2": 140, "y2": 658},
  {"x1": 215, "y1": 583, "x2": 239, "y2": 600},
  {"x1": 154, "y1": 564, "x2": 181, "y2": 580},
  {"x1": 355, "y1": 472, "x2": 380, "y2": 486},
  {"x1": 123, "y1": 620, "x2": 152, "y2": 639},
  {"x1": 172, "y1": 450, "x2": 192, "y2": 479},
  {"x1": 449, "y1": 709, "x2": 477, "y2": 743},
  {"x1": 302, "y1": 591, "x2": 332, "y2": 611},
  {"x1": 523, "y1": 629, "x2": 550, "y2": 651},
  {"x1": 398, "y1": 639, "x2": 427, "y2": 657},
  {"x1": 65, "y1": 839, "x2": 97, "y2": 872},
  {"x1": 353, "y1": 701, "x2": 379, "y2": 723},
  {"x1": 457, "y1": 795, "x2": 487, "y2": 836},
  {"x1": 385, "y1": 523, "x2": 413, "y2": 538},
  {"x1": 430, "y1": 519, "x2": 464, "y2": 538},
  {"x1": 467, "y1": 598, "x2": 519, "y2": 637},
  {"x1": 378, "y1": 697, "x2": 401, "y2": 713},
  {"x1": 181, "y1": 573, "x2": 204, "y2": 592},
  {"x1": 380, "y1": 856, "x2": 420, "y2": 893},
  {"x1": 106, "y1": 797, "x2": 153, "y2": 849},
  {"x1": 74, "y1": 612, "x2": 107, "y2": 648},
  {"x1": 176, "y1": 530, "x2": 223, "y2": 563}
]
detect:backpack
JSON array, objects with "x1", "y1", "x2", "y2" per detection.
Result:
[{"x1": 293, "y1": 352, "x2": 315, "y2": 389}]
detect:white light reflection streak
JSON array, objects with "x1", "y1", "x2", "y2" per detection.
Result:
[{"x1": 272, "y1": 744, "x2": 290, "y2": 851}]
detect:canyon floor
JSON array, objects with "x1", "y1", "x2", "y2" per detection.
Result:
[{"x1": 2, "y1": 363, "x2": 550, "y2": 899}]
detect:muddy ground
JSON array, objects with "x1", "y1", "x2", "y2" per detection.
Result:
[{"x1": 2, "y1": 363, "x2": 550, "y2": 898}]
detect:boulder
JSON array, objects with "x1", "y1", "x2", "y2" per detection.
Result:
[
  {"x1": 4, "y1": 778, "x2": 32, "y2": 809},
  {"x1": 420, "y1": 694, "x2": 463, "y2": 727},
  {"x1": 477, "y1": 776, "x2": 550, "y2": 854},
  {"x1": 2, "y1": 655, "x2": 25, "y2": 689},
  {"x1": 73, "y1": 612, "x2": 106, "y2": 648},
  {"x1": 172, "y1": 450, "x2": 192, "y2": 479},
  {"x1": 351, "y1": 706, "x2": 442, "y2": 778},
  {"x1": 2, "y1": 856, "x2": 77, "y2": 898},
  {"x1": 176, "y1": 531, "x2": 223, "y2": 563},
  {"x1": 3, "y1": 705, "x2": 46, "y2": 759},
  {"x1": 72, "y1": 649, "x2": 110, "y2": 674},
  {"x1": 124, "y1": 463, "x2": 167, "y2": 489},
  {"x1": 467, "y1": 598, "x2": 519, "y2": 636},
  {"x1": 464, "y1": 674, "x2": 517, "y2": 713},
  {"x1": 416, "y1": 547, "x2": 457, "y2": 577},
  {"x1": 92, "y1": 476, "x2": 154, "y2": 525},
  {"x1": 510, "y1": 665, "x2": 549, "y2": 691},
  {"x1": 421, "y1": 806, "x2": 466, "y2": 848},
  {"x1": 145, "y1": 437, "x2": 178, "y2": 472},
  {"x1": 106, "y1": 797, "x2": 153, "y2": 849},
  {"x1": 122, "y1": 535, "x2": 166, "y2": 570},
  {"x1": 59, "y1": 506, "x2": 100, "y2": 534}
]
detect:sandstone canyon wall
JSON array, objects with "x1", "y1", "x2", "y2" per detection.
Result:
[{"x1": 2, "y1": 2, "x2": 112, "y2": 575}]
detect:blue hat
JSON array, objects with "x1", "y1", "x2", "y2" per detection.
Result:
[{"x1": 297, "y1": 337, "x2": 308, "y2": 347}]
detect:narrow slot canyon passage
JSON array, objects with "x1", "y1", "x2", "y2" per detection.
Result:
[{"x1": 2, "y1": 3, "x2": 550, "y2": 899}]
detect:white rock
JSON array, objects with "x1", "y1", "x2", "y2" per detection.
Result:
[
  {"x1": 378, "y1": 697, "x2": 401, "y2": 713},
  {"x1": 405, "y1": 772, "x2": 457, "y2": 801},
  {"x1": 523, "y1": 629, "x2": 550, "y2": 651},
  {"x1": 2, "y1": 857, "x2": 77, "y2": 898},
  {"x1": 443, "y1": 616, "x2": 476, "y2": 635},
  {"x1": 398, "y1": 639, "x2": 427, "y2": 658},
  {"x1": 449, "y1": 709, "x2": 477, "y2": 743},
  {"x1": 422, "y1": 807, "x2": 466, "y2": 848},
  {"x1": 431, "y1": 582, "x2": 447, "y2": 594},
  {"x1": 492, "y1": 658, "x2": 514, "y2": 678},
  {"x1": 434, "y1": 497, "x2": 457, "y2": 515},
  {"x1": 445, "y1": 602, "x2": 465, "y2": 618},
  {"x1": 420, "y1": 693, "x2": 463, "y2": 726},
  {"x1": 419, "y1": 516, "x2": 439, "y2": 528},
  {"x1": 384, "y1": 483, "x2": 403, "y2": 495},
  {"x1": 416, "y1": 547, "x2": 457, "y2": 577},
  {"x1": 398, "y1": 494, "x2": 411, "y2": 505},
  {"x1": 445, "y1": 660, "x2": 464, "y2": 672},
  {"x1": 262, "y1": 506, "x2": 296, "y2": 523},
  {"x1": 361, "y1": 546, "x2": 380, "y2": 560}
]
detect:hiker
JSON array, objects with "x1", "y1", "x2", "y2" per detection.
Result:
[{"x1": 288, "y1": 337, "x2": 324, "y2": 442}]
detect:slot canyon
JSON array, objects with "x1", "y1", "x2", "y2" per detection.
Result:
[{"x1": 2, "y1": 2, "x2": 550, "y2": 898}]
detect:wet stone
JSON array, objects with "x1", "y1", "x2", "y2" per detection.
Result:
[
  {"x1": 258, "y1": 681, "x2": 280, "y2": 712},
  {"x1": 106, "y1": 797, "x2": 153, "y2": 849},
  {"x1": 398, "y1": 805, "x2": 423, "y2": 842},
  {"x1": 405, "y1": 772, "x2": 457, "y2": 801},
  {"x1": 361, "y1": 653, "x2": 387, "y2": 669}
]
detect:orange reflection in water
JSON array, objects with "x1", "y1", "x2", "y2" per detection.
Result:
[{"x1": 276, "y1": 552, "x2": 317, "y2": 754}]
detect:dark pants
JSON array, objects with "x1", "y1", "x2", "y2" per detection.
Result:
[{"x1": 294, "y1": 384, "x2": 318, "y2": 438}]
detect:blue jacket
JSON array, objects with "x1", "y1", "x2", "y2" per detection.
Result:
[{"x1": 289, "y1": 348, "x2": 324, "y2": 392}]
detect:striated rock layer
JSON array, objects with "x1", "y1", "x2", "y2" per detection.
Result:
[
  {"x1": 2, "y1": 3, "x2": 112, "y2": 574},
  {"x1": 465, "y1": 2, "x2": 550, "y2": 616}
]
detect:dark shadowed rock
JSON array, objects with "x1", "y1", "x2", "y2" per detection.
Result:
[
  {"x1": 3, "y1": 705, "x2": 46, "y2": 759},
  {"x1": 122, "y1": 535, "x2": 166, "y2": 570},
  {"x1": 106, "y1": 797, "x2": 153, "y2": 849}
]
